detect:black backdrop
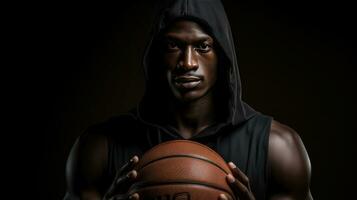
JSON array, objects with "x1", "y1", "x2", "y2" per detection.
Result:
[{"x1": 9, "y1": 0, "x2": 356, "y2": 199}]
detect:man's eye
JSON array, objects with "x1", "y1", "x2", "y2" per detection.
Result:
[
  {"x1": 167, "y1": 41, "x2": 179, "y2": 50},
  {"x1": 196, "y1": 43, "x2": 211, "y2": 52}
]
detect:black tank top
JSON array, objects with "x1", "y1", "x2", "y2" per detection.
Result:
[{"x1": 95, "y1": 113, "x2": 272, "y2": 200}]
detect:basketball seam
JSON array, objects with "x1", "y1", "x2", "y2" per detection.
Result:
[
  {"x1": 130, "y1": 180, "x2": 235, "y2": 198},
  {"x1": 138, "y1": 154, "x2": 229, "y2": 174},
  {"x1": 141, "y1": 140, "x2": 227, "y2": 163}
]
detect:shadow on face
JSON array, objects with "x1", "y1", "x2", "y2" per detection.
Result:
[{"x1": 161, "y1": 20, "x2": 218, "y2": 103}]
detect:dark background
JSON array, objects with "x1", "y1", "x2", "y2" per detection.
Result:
[{"x1": 8, "y1": 0, "x2": 356, "y2": 199}]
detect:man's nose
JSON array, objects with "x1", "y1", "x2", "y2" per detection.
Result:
[{"x1": 178, "y1": 46, "x2": 198, "y2": 71}]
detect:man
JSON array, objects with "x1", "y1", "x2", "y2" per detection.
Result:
[{"x1": 64, "y1": 0, "x2": 312, "y2": 199}]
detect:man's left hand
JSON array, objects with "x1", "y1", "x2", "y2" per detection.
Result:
[{"x1": 219, "y1": 162, "x2": 256, "y2": 200}]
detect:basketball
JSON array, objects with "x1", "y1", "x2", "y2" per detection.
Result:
[{"x1": 129, "y1": 140, "x2": 236, "y2": 200}]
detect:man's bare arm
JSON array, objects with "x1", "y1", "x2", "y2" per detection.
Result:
[
  {"x1": 64, "y1": 132, "x2": 108, "y2": 200},
  {"x1": 64, "y1": 130, "x2": 139, "y2": 200},
  {"x1": 268, "y1": 120, "x2": 312, "y2": 200}
]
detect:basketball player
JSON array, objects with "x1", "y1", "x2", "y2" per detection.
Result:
[{"x1": 64, "y1": 0, "x2": 312, "y2": 199}]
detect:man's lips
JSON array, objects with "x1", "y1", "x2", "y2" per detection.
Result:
[
  {"x1": 174, "y1": 75, "x2": 202, "y2": 83},
  {"x1": 173, "y1": 75, "x2": 202, "y2": 89}
]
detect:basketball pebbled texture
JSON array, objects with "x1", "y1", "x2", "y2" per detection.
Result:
[{"x1": 128, "y1": 140, "x2": 236, "y2": 200}]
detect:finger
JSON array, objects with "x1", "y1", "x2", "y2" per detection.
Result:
[
  {"x1": 128, "y1": 193, "x2": 140, "y2": 200},
  {"x1": 119, "y1": 156, "x2": 139, "y2": 175},
  {"x1": 108, "y1": 192, "x2": 139, "y2": 200},
  {"x1": 218, "y1": 193, "x2": 232, "y2": 200},
  {"x1": 105, "y1": 170, "x2": 138, "y2": 198},
  {"x1": 227, "y1": 174, "x2": 251, "y2": 198},
  {"x1": 228, "y1": 162, "x2": 251, "y2": 190},
  {"x1": 116, "y1": 170, "x2": 138, "y2": 185},
  {"x1": 111, "y1": 156, "x2": 138, "y2": 186}
]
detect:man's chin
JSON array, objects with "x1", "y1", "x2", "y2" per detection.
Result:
[{"x1": 172, "y1": 90, "x2": 206, "y2": 103}]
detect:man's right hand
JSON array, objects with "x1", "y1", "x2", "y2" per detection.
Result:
[{"x1": 103, "y1": 156, "x2": 140, "y2": 200}]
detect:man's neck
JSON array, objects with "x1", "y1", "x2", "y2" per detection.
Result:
[{"x1": 169, "y1": 93, "x2": 217, "y2": 139}]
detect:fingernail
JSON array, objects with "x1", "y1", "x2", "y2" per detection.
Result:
[
  {"x1": 228, "y1": 162, "x2": 236, "y2": 169},
  {"x1": 130, "y1": 156, "x2": 139, "y2": 163},
  {"x1": 219, "y1": 194, "x2": 228, "y2": 200},
  {"x1": 129, "y1": 193, "x2": 139, "y2": 199},
  {"x1": 227, "y1": 174, "x2": 235, "y2": 183},
  {"x1": 127, "y1": 170, "x2": 137, "y2": 179}
]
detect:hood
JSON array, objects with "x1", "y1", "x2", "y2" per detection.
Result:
[{"x1": 136, "y1": 0, "x2": 257, "y2": 132}]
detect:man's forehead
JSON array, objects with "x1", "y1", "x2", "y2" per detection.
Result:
[{"x1": 164, "y1": 20, "x2": 213, "y2": 41}]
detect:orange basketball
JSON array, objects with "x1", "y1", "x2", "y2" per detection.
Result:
[{"x1": 129, "y1": 140, "x2": 236, "y2": 200}]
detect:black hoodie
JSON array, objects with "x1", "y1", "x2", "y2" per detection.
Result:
[
  {"x1": 138, "y1": 0, "x2": 257, "y2": 130},
  {"x1": 84, "y1": 0, "x2": 273, "y2": 199}
]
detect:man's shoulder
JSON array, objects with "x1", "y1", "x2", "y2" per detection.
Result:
[
  {"x1": 267, "y1": 120, "x2": 312, "y2": 199},
  {"x1": 268, "y1": 120, "x2": 308, "y2": 164},
  {"x1": 65, "y1": 113, "x2": 143, "y2": 194},
  {"x1": 269, "y1": 120, "x2": 301, "y2": 144}
]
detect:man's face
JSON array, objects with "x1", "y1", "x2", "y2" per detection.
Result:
[{"x1": 162, "y1": 20, "x2": 218, "y2": 102}]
